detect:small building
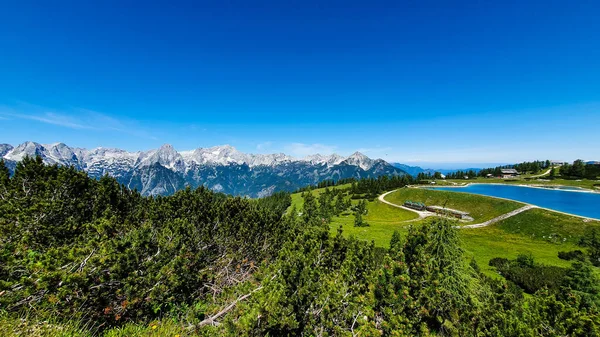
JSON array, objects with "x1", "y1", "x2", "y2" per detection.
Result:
[
  {"x1": 586, "y1": 161, "x2": 600, "y2": 165},
  {"x1": 500, "y1": 168, "x2": 519, "y2": 179},
  {"x1": 485, "y1": 173, "x2": 493, "y2": 178}
]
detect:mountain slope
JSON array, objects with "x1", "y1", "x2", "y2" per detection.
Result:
[{"x1": 3, "y1": 142, "x2": 407, "y2": 197}]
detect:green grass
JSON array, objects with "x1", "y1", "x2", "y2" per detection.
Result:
[
  {"x1": 288, "y1": 183, "x2": 352, "y2": 212},
  {"x1": 495, "y1": 208, "x2": 600, "y2": 244},
  {"x1": 289, "y1": 186, "x2": 420, "y2": 247},
  {"x1": 328, "y1": 199, "x2": 420, "y2": 247},
  {"x1": 460, "y1": 225, "x2": 578, "y2": 277},
  {"x1": 0, "y1": 313, "x2": 90, "y2": 337},
  {"x1": 384, "y1": 187, "x2": 523, "y2": 223},
  {"x1": 0, "y1": 313, "x2": 193, "y2": 337},
  {"x1": 461, "y1": 209, "x2": 600, "y2": 277}
]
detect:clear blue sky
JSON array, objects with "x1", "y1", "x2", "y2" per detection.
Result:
[{"x1": 1, "y1": 0, "x2": 599, "y2": 166}]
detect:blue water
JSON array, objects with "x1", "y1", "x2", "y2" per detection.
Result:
[{"x1": 428, "y1": 184, "x2": 600, "y2": 220}]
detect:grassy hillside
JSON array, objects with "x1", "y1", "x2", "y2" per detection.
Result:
[
  {"x1": 288, "y1": 183, "x2": 352, "y2": 211},
  {"x1": 328, "y1": 199, "x2": 420, "y2": 247},
  {"x1": 495, "y1": 208, "x2": 599, "y2": 244},
  {"x1": 462, "y1": 209, "x2": 600, "y2": 276},
  {"x1": 289, "y1": 185, "x2": 419, "y2": 247},
  {"x1": 383, "y1": 187, "x2": 523, "y2": 223},
  {"x1": 296, "y1": 186, "x2": 600, "y2": 277}
]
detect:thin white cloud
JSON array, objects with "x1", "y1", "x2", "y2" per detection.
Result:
[
  {"x1": 0, "y1": 103, "x2": 158, "y2": 140},
  {"x1": 284, "y1": 143, "x2": 338, "y2": 157},
  {"x1": 1, "y1": 110, "x2": 93, "y2": 129}
]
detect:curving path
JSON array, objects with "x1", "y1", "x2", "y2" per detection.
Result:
[
  {"x1": 458, "y1": 205, "x2": 537, "y2": 228},
  {"x1": 529, "y1": 167, "x2": 555, "y2": 178},
  {"x1": 378, "y1": 189, "x2": 537, "y2": 228},
  {"x1": 378, "y1": 189, "x2": 436, "y2": 220}
]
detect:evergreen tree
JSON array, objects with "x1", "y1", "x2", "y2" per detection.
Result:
[{"x1": 301, "y1": 190, "x2": 320, "y2": 225}]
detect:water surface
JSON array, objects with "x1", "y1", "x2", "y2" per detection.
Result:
[{"x1": 428, "y1": 184, "x2": 600, "y2": 220}]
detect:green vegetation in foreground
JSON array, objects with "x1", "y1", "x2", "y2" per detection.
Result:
[
  {"x1": 0, "y1": 314, "x2": 191, "y2": 337},
  {"x1": 384, "y1": 187, "x2": 523, "y2": 223},
  {"x1": 4, "y1": 159, "x2": 600, "y2": 336}
]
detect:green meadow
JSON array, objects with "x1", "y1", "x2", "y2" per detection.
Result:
[
  {"x1": 328, "y1": 199, "x2": 420, "y2": 246},
  {"x1": 288, "y1": 183, "x2": 352, "y2": 211},
  {"x1": 383, "y1": 187, "x2": 523, "y2": 223},
  {"x1": 292, "y1": 185, "x2": 600, "y2": 277}
]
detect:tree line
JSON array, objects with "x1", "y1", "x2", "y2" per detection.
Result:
[
  {"x1": 418, "y1": 159, "x2": 600, "y2": 180},
  {"x1": 559, "y1": 160, "x2": 600, "y2": 179}
]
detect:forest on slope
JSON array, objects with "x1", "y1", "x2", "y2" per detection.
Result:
[{"x1": 1, "y1": 157, "x2": 599, "y2": 336}]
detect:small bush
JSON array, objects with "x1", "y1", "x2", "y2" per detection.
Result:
[
  {"x1": 489, "y1": 255, "x2": 568, "y2": 294},
  {"x1": 489, "y1": 257, "x2": 510, "y2": 269},
  {"x1": 558, "y1": 250, "x2": 586, "y2": 261}
]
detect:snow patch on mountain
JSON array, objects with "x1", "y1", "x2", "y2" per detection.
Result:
[
  {"x1": 342, "y1": 152, "x2": 374, "y2": 170},
  {"x1": 138, "y1": 144, "x2": 185, "y2": 171},
  {"x1": 0, "y1": 144, "x2": 14, "y2": 157},
  {"x1": 303, "y1": 154, "x2": 345, "y2": 167}
]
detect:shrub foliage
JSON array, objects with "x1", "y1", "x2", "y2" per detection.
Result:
[{"x1": 1, "y1": 157, "x2": 599, "y2": 336}]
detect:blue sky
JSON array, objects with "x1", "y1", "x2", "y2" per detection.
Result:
[{"x1": 1, "y1": 0, "x2": 599, "y2": 166}]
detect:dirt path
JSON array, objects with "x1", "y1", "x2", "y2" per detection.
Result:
[
  {"x1": 378, "y1": 189, "x2": 537, "y2": 227},
  {"x1": 458, "y1": 205, "x2": 537, "y2": 228},
  {"x1": 529, "y1": 167, "x2": 555, "y2": 178}
]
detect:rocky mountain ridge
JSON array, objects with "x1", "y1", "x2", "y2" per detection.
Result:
[{"x1": 2, "y1": 141, "x2": 406, "y2": 197}]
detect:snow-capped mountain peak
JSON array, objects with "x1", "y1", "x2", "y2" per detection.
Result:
[
  {"x1": 5, "y1": 141, "x2": 47, "y2": 162},
  {"x1": 139, "y1": 144, "x2": 185, "y2": 171},
  {"x1": 343, "y1": 151, "x2": 374, "y2": 170},
  {"x1": 2, "y1": 141, "x2": 406, "y2": 197},
  {"x1": 46, "y1": 143, "x2": 78, "y2": 165},
  {"x1": 303, "y1": 154, "x2": 345, "y2": 167},
  {"x1": 248, "y1": 153, "x2": 294, "y2": 167},
  {"x1": 182, "y1": 145, "x2": 248, "y2": 166}
]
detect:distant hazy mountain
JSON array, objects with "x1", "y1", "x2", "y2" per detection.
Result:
[
  {"x1": 391, "y1": 163, "x2": 482, "y2": 176},
  {"x1": 2, "y1": 142, "x2": 407, "y2": 197},
  {"x1": 390, "y1": 163, "x2": 428, "y2": 176}
]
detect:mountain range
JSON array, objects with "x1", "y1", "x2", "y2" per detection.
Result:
[{"x1": 1, "y1": 142, "x2": 407, "y2": 197}]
